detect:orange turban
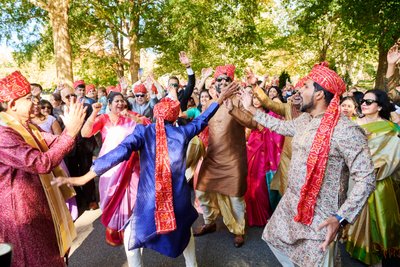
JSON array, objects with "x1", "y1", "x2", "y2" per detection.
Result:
[
  {"x1": 106, "y1": 86, "x2": 120, "y2": 95},
  {"x1": 133, "y1": 84, "x2": 147, "y2": 94},
  {"x1": 295, "y1": 62, "x2": 346, "y2": 225},
  {"x1": 73, "y1": 80, "x2": 85, "y2": 89},
  {"x1": 0, "y1": 71, "x2": 31, "y2": 103},
  {"x1": 85, "y1": 84, "x2": 96, "y2": 94},
  {"x1": 152, "y1": 98, "x2": 180, "y2": 234},
  {"x1": 214, "y1": 64, "x2": 236, "y2": 80}
]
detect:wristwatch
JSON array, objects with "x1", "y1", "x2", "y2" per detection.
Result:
[{"x1": 333, "y1": 214, "x2": 348, "y2": 227}]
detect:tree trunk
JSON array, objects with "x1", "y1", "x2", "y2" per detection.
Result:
[
  {"x1": 375, "y1": 42, "x2": 387, "y2": 89},
  {"x1": 48, "y1": 1, "x2": 74, "y2": 86},
  {"x1": 129, "y1": 35, "x2": 140, "y2": 83}
]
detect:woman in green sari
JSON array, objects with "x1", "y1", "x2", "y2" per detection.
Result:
[{"x1": 344, "y1": 89, "x2": 400, "y2": 265}]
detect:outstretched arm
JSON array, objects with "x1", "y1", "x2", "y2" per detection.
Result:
[{"x1": 53, "y1": 125, "x2": 146, "y2": 186}]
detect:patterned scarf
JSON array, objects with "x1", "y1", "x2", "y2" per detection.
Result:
[
  {"x1": 294, "y1": 62, "x2": 346, "y2": 225},
  {"x1": 153, "y1": 98, "x2": 180, "y2": 234}
]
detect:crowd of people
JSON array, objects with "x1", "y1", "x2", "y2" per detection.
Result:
[{"x1": 1, "y1": 45, "x2": 400, "y2": 267}]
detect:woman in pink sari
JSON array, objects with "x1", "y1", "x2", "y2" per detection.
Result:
[
  {"x1": 245, "y1": 95, "x2": 284, "y2": 226},
  {"x1": 81, "y1": 92, "x2": 149, "y2": 246}
]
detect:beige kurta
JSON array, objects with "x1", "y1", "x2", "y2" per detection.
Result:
[
  {"x1": 196, "y1": 97, "x2": 257, "y2": 197},
  {"x1": 254, "y1": 111, "x2": 376, "y2": 266}
]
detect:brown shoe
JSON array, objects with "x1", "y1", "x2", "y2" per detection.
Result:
[
  {"x1": 234, "y1": 235, "x2": 244, "y2": 248},
  {"x1": 193, "y1": 223, "x2": 217, "y2": 236}
]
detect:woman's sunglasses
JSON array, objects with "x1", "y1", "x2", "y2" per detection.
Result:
[
  {"x1": 65, "y1": 93, "x2": 77, "y2": 100},
  {"x1": 41, "y1": 106, "x2": 52, "y2": 110},
  {"x1": 360, "y1": 99, "x2": 378, "y2": 106}
]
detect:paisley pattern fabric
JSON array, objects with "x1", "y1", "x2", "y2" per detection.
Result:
[
  {"x1": 0, "y1": 71, "x2": 31, "y2": 102},
  {"x1": 254, "y1": 111, "x2": 375, "y2": 266}
]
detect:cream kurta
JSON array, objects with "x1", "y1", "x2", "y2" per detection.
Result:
[
  {"x1": 197, "y1": 98, "x2": 257, "y2": 197},
  {"x1": 254, "y1": 111, "x2": 375, "y2": 266}
]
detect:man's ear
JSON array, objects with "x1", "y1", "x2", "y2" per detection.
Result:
[
  {"x1": 9, "y1": 99, "x2": 16, "y2": 111},
  {"x1": 314, "y1": 90, "x2": 325, "y2": 101}
]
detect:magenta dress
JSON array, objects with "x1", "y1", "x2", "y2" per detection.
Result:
[
  {"x1": 245, "y1": 111, "x2": 284, "y2": 226},
  {"x1": 0, "y1": 126, "x2": 75, "y2": 267},
  {"x1": 90, "y1": 114, "x2": 140, "y2": 244}
]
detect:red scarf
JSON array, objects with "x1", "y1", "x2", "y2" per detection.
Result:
[
  {"x1": 153, "y1": 98, "x2": 180, "y2": 234},
  {"x1": 295, "y1": 62, "x2": 345, "y2": 225}
]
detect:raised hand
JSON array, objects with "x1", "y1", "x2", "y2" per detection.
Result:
[
  {"x1": 218, "y1": 82, "x2": 239, "y2": 104},
  {"x1": 387, "y1": 44, "x2": 400, "y2": 65},
  {"x1": 145, "y1": 75, "x2": 153, "y2": 91},
  {"x1": 61, "y1": 99, "x2": 87, "y2": 138},
  {"x1": 92, "y1": 102, "x2": 102, "y2": 114},
  {"x1": 239, "y1": 88, "x2": 253, "y2": 111},
  {"x1": 201, "y1": 67, "x2": 213, "y2": 78},
  {"x1": 119, "y1": 77, "x2": 129, "y2": 90},
  {"x1": 245, "y1": 68, "x2": 258, "y2": 86},
  {"x1": 179, "y1": 51, "x2": 191, "y2": 67}
]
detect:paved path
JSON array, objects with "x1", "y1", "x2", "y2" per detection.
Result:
[{"x1": 68, "y1": 209, "x2": 369, "y2": 267}]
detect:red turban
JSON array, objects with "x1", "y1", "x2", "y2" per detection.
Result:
[
  {"x1": 294, "y1": 62, "x2": 346, "y2": 225},
  {"x1": 85, "y1": 84, "x2": 96, "y2": 94},
  {"x1": 106, "y1": 86, "x2": 119, "y2": 95},
  {"x1": 73, "y1": 80, "x2": 85, "y2": 89},
  {"x1": 133, "y1": 84, "x2": 147, "y2": 94},
  {"x1": 307, "y1": 62, "x2": 346, "y2": 95},
  {"x1": 0, "y1": 71, "x2": 31, "y2": 103},
  {"x1": 294, "y1": 77, "x2": 307, "y2": 89},
  {"x1": 214, "y1": 64, "x2": 236, "y2": 80},
  {"x1": 152, "y1": 98, "x2": 180, "y2": 234}
]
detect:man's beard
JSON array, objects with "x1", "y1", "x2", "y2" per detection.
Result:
[{"x1": 300, "y1": 94, "x2": 314, "y2": 112}]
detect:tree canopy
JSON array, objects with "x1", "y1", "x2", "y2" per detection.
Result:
[{"x1": 0, "y1": 0, "x2": 399, "y2": 89}]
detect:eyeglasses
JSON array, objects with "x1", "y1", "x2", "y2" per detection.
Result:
[
  {"x1": 361, "y1": 99, "x2": 378, "y2": 106},
  {"x1": 65, "y1": 93, "x2": 77, "y2": 100},
  {"x1": 135, "y1": 94, "x2": 145, "y2": 98},
  {"x1": 41, "y1": 106, "x2": 52, "y2": 110},
  {"x1": 169, "y1": 83, "x2": 179, "y2": 88},
  {"x1": 216, "y1": 76, "x2": 231, "y2": 83}
]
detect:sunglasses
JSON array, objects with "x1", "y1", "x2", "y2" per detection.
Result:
[
  {"x1": 135, "y1": 94, "x2": 145, "y2": 98},
  {"x1": 361, "y1": 99, "x2": 378, "y2": 106},
  {"x1": 216, "y1": 76, "x2": 231, "y2": 83},
  {"x1": 65, "y1": 93, "x2": 77, "y2": 100},
  {"x1": 41, "y1": 106, "x2": 52, "y2": 110},
  {"x1": 169, "y1": 83, "x2": 179, "y2": 88}
]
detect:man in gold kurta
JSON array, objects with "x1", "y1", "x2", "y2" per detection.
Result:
[
  {"x1": 241, "y1": 63, "x2": 376, "y2": 266},
  {"x1": 252, "y1": 80, "x2": 302, "y2": 195},
  {"x1": 194, "y1": 65, "x2": 257, "y2": 247}
]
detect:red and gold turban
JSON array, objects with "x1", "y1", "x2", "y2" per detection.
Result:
[
  {"x1": 152, "y1": 98, "x2": 180, "y2": 234},
  {"x1": 85, "y1": 84, "x2": 96, "y2": 94},
  {"x1": 214, "y1": 64, "x2": 236, "y2": 80},
  {"x1": 295, "y1": 62, "x2": 346, "y2": 225},
  {"x1": 0, "y1": 71, "x2": 31, "y2": 103},
  {"x1": 294, "y1": 76, "x2": 308, "y2": 89},
  {"x1": 73, "y1": 80, "x2": 85, "y2": 89},
  {"x1": 133, "y1": 84, "x2": 148, "y2": 94}
]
